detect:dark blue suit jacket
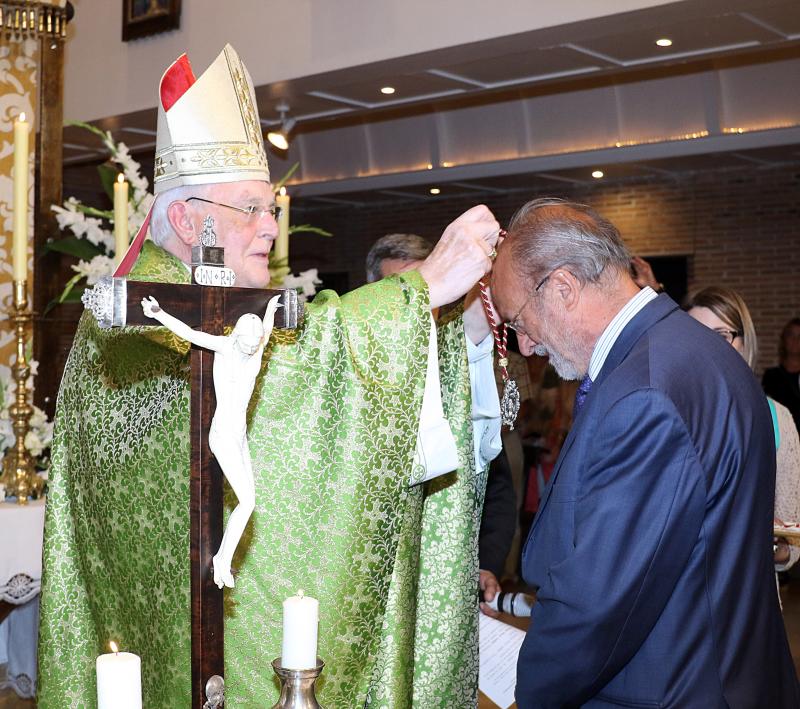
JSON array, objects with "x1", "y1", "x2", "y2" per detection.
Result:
[{"x1": 516, "y1": 295, "x2": 800, "y2": 708}]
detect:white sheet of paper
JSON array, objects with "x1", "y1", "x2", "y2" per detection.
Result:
[{"x1": 479, "y1": 613, "x2": 526, "y2": 709}]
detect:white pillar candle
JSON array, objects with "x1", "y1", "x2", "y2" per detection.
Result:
[
  {"x1": 114, "y1": 174, "x2": 129, "y2": 265},
  {"x1": 12, "y1": 112, "x2": 30, "y2": 282},
  {"x1": 96, "y1": 642, "x2": 142, "y2": 709},
  {"x1": 282, "y1": 589, "x2": 318, "y2": 669},
  {"x1": 274, "y1": 186, "x2": 290, "y2": 267}
]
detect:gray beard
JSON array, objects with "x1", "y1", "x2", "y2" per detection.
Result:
[
  {"x1": 529, "y1": 300, "x2": 584, "y2": 381},
  {"x1": 533, "y1": 342, "x2": 581, "y2": 381}
]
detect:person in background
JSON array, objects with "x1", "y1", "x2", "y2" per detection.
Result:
[
  {"x1": 365, "y1": 232, "x2": 435, "y2": 284},
  {"x1": 764, "y1": 317, "x2": 800, "y2": 435},
  {"x1": 686, "y1": 287, "x2": 800, "y2": 571},
  {"x1": 366, "y1": 233, "x2": 512, "y2": 618}
]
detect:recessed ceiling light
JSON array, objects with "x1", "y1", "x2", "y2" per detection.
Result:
[
  {"x1": 380, "y1": 86, "x2": 396, "y2": 95},
  {"x1": 430, "y1": 187, "x2": 441, "y2": 195},
  {"x1": 656, "y1": 38, "x2": 672, "y2": 47},
  {"x1": 592, "y1": 170, "x2": 604, "y2": 179}
]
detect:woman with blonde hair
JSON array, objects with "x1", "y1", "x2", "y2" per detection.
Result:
[{"x1": 686, "y1": 286, "x2": 800, "y2": 571}]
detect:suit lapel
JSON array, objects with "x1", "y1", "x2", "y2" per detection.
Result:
[
  {"x1": 592, "y1": 294, "x2": 678, "y2": 390},
  {"x1": 527, "y1": 294, "x2": 679, "y2": 539}
]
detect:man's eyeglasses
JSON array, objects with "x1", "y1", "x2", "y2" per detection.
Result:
[
  {"x1": 186, "y1": 197, "x2": 282, "y2": 221},
  {"x1": 506, "y1": 270, "x2": 555, "y2": 335},
  {"x1": 713, "y1": 328, "x2": 742, "y2": 345}
]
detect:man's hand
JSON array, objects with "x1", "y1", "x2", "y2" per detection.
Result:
[
  {"x1": 479, "y1": 569, "x2": 502, "y2": 618},
  {"x1": 418, "y1": 205, "x2": 500, "y2": 309},
  {"x1": 630, "y1": 256, "x2": 661, "y2": 291}
]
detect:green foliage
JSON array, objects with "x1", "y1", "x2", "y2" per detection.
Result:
[
  {"x1": 44, "y1": 275, "x2": 86, "y2": 314},
  {"x1": 272, "y1": 162, "x2": 299, "y2": 192},
  {"x1": 66, "y1": 119, "x2": 109, "y2": 143},
  {"x1": 43, "y1": 235, "x2": 103, "y2": 260},
  {"x1": 289, "y1": 224, "x2": 332, "y2": 238},
  {"x1": 72, "y1": 203, "x2": 114, "y2": 220},
  {"x1": 97, "y1": 163, "x2": 120, "y2": 202}
]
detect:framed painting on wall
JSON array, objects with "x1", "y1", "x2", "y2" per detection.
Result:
[{"x1": 122, "y1": 0, "x2": 181, "y2": 41}]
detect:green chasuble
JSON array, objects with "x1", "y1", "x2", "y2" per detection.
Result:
[{"x1": 38, "y1": 241, "x2": 487, "y2": 708}]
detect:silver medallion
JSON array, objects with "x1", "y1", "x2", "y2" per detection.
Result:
[{"x1": 500, "y1": 378, "x2": 520, "y2": 429}]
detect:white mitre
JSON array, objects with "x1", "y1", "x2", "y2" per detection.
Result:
[
  {"x1": 154, "y1": 43, "x2": 270, "y2": 193},
  {"x1": 116, "y1": 44, "x2": 270, "y2": 276}
]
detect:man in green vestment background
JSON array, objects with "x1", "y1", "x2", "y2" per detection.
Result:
[{"x1": 39, "y1": 44, "x2": 501, "y2": 708}]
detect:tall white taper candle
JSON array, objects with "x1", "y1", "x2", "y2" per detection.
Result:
[
  {"x1": 114, "y1": 173, "x2": 129, "y2": 266},
  {"x1": 274, "y1": 186, "x2": 290, "y2": 268},
  {"x1": 12, "y1": 113, "x2": 30, "y2": 282}
]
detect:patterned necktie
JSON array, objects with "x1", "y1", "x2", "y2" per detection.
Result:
[{"x1": 573, "y1": 374, "x2": 593, "y2": 417}]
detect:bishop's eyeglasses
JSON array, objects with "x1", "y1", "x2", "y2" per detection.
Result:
[{"x1": 186, "y1": 197, "x2": 282, "y2": 222}]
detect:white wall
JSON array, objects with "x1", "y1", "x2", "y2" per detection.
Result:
[{"x1": 64, "y1": 0, "x2": 677, "y2": 122}]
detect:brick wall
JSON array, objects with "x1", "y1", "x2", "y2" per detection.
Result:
[{"x1": 290, "y1": 162, "x2": 800, "y2": 374}]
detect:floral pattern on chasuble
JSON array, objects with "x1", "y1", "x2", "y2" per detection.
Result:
[
  {"x1": 365, "y1": 306, "x2": 487, "y2": 709},
  {"x1": 0, "y1": 37, "x2": 37, "y2": 368},
  {"x1": 38, "y1": 242, "x2": 194, "y2": 708},
  {"x1": 39, "y1": 240, "x2": 459, "y2": 707}
]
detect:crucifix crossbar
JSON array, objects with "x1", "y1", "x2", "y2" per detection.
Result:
[{"x1": 84, "y1": 274, "x2": 301, "y2": 708}]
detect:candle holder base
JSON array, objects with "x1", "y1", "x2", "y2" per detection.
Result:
[
  {"x1": 270, "y1": 657, "x2": 324, "y2": 709},
  {"x1": 0, "y1": 451, "x2": 43, "y2": 505},
  {"x1": 0, "y1": 279, "x2": 42, "y2": 505}
]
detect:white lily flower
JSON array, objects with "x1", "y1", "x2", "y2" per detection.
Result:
[
  {"x1": 72, "y1": 255, "x2": 116, "y2": 285},
  {"x1": 282, "y1": 269, "x2": 323, "y2": 297}
]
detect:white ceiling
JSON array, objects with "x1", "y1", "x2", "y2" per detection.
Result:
[{"x1": 63, "y1": 0, "x2": 800, "y2": 199}]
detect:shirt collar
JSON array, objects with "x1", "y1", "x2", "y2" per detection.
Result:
[{"x1": 587, "y1": 287, "x2": 658, "y2": 381}]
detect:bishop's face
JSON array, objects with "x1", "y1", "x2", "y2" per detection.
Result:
[{"x1": 192, "y1": 180, "x2": 279, "y2": 288}]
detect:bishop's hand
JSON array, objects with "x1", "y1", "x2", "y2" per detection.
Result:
[
  {"x1": 141, "y1": 296, "x2": 163, "y2": 319},
  {"x1": 418, "y1": 204, "x2": 500, "y2": 309}
]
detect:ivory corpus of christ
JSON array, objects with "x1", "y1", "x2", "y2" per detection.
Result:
[{"x1": 141, "y1": 294, "x2": 283, "y2": 588}]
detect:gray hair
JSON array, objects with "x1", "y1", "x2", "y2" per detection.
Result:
[
  {"x1": 149, "y1": 184, "x2": 213, "y2": 247},
  {"x1": 365, "y1": 233, "x2": 434, "y2": 283},
  {"x1": 506, "y1": 197, "x2": 631, "y2": 293}
]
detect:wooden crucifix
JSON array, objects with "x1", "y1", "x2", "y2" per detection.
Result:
[{"x1": 83, "y1": 258, "x2": 301, "y2": 709}]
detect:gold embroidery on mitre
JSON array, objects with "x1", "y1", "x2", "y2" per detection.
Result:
[
  {"x1": 153, "y1": 46, "x2": 270, "y2": 189},
  {"x1": 228, "y1": 55, "x2": 265, "y2": 154},
  {"x1": 155, "y1": 144, "x2": 266, "y2": 182},
  {"x1": 189, "y1": 145, "x2": 266, "y2": 169}
]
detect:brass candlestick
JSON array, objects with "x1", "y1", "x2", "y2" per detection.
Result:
[
  {"x1": 270, "y1": 658, "x2": 325, "y2": 709},
  {"x1": 0, "y1": 280, "x2": 43, "y2": 505}
]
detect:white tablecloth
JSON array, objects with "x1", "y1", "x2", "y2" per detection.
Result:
[{"x1": 0, "y1": 498, "x2": 45, "y2": 698}]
